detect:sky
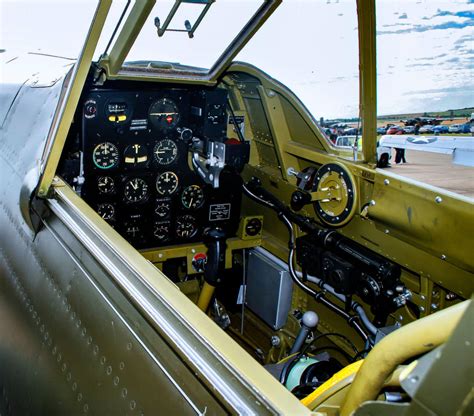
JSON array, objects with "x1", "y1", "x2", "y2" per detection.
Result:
[{"x1": 0, "y1": 0, "x2": 472, "y2": 119}]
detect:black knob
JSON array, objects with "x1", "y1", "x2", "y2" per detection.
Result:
[{"x1": 291, "y1": 190, "x2": 311, "y2": 211}]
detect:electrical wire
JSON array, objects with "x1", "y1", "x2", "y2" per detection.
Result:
[
  {"x1": 227, "y1": 100, "x2": 245, "y2": 143},
  {"x1": 301, "y1": 332, "x2": 359, "y2": 356},
  {"x1": 243, "y1": 180, "x2": 373, "y2": 342}
]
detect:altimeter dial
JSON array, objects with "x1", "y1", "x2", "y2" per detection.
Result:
[
  {"x1": 156, "y1": 171, "x2": 179, "y2": 196},
  {"x1": 181, "y1": 185, "x2": 205, "y2": 210},
  {"x1": 153, "y1": 139, "x2": 178, "y2": 165},
  {"x1": 97, "y1": 176, "x2": 115, "y2": 194},
  {"x1": 92, "y1": 142, "x2": 119, "y2": 169},
  {"x1": 124, "y1": 178, "x2": 149, "y2": 203}
]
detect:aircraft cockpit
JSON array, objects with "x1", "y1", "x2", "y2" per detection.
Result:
[{"x1": 1, "y1": 1, "x2": 472, "y2": 415}]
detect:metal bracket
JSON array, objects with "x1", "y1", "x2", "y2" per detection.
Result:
[
  {"x1": 191, "y1": 140, "x2": 226, "y2": 188},
  {"x1": 154, "y1": 0, "x2": 215, "y2": 38}
]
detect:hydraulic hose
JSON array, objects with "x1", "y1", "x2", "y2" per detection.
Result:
[{"x1": 340, "y1": 300, "x2": 470, "y2": 416}]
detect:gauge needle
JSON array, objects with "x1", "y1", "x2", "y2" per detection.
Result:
[
  {"x1": 150, "y1": 112, "x2": 177, "y2": 116},
  {"x1": 155, "y1": 151, "x2": 165, "y2": 154},
  {"x1": 131, "y1": 181, "x2": 138, "y2": 190},
  {"x1": 189, "y1": 198, "x2": 194, "y2": 207}
]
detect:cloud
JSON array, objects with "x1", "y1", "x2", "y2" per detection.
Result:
[
  {"x1": 399, "y1": 13, "x2": 408, "y2": 19},
  {"x1": 434, "y1": 10, "x2": 474, "y2": 19},
  {"x1": 414, "y1": 53, "x2": 448, "y2": 61},
  {"x1": 382, "y1": 23, "x2": 411, "y2": 28},
  {"x1": 403, "y1": 86, "x2": 471, "y2": 96},
  {"x1": 377, "y1": 18, "x2": 474, "y2": 35},
  {"x1": 445, "y1": 57, "x2": 461, "y2": 63},
  {"x1": 406, "y1": 63, "x2": 433, "y2": 68}
]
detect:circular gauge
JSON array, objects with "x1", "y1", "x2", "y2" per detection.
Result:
[
  {"x1": 97, "y1": 176, "x2": 115, "y2": 194},
  {"x1": 124, "y1": 178, "x2": 149, "y2": 203},
  {"x1": 153, "y1": 139, "x2": 178, "y2": 165},
  {"x1": 92, "y1": 142, "x2": 119, "y2": 169},
  {"x1": 149, "y1": 98, "x2": 180, "y2": 130},
  {"x1": 84, "y1": 99, "x2": 97, "y2": 119},
  {"x1": 311, "y1": 162, "x2": 357, "y2": 227},
  {"x1": 154, "y1": 198, "x2": 172, "y2": 218},
  {"x1": 245, "y1": 217, "x2": 262, "y2": 237},
  {"x1": 176, "y1": 215, "x2": 198, "y2": 238},
  {"x1": 156, "y1": 171, "x2": 179, "y2": 196},
  {"x1": 153, "y1": 221, "x2": 171, "y2": 241},
  {"x1": 124, "y1": 144, "x2": 148, "y2": 166},
  {"x1": 97, "y1": 203, "x2": 115, "y2": 220},
  {"x1": 181, "y1": 185, "x2": 205, "y2": 210}
]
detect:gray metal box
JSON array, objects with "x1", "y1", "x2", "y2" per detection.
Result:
[{"x1": 246, "y1": 249, "x2": 293, "y2": 330}]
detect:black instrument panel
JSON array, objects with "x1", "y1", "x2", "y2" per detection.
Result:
[{"x1": 80, "y1": 87, "x2": 241, "y2": 249}]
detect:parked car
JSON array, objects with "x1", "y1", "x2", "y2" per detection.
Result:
[
  {"x1": 335, "y1": 135, "x2": 391, "y2": 167},
  {"x1": 433, "y1": 125, "x2": 449, "y2": 134},
  {"x1": 402, "y1": 126, "x2": 415, "y2": 134},
  {"x1": 419, "y1": 125, "x2": 434, "y2": 134},
  {"x1": 343, "y1": 127, "x2": 359, "y2": 135},
  {"x1": 377, "y1": 127, "x2": 387, "y2": 134},
  {"x1": 448, "y1": 124, "x2": 471, "y2": 134},
  {"x1": 386, "y1": 126, "x2": 402, "y2": 135}
]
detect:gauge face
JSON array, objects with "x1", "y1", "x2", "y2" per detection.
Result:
[
  {"x1": 124, "y1": 178, "x2": 149, "y2": 203},
  {"x1": 149, "y1": 98, "x2": 180, "y2": 130},
  {"x1": 97, "y1": 203, "x2": 115, "y2": 220},
  {"x1": 97, "y1": 176, "x2": 115, "y2": 194},
  {"x1": 154, "y1": 198, "x2": 172, "y2": 218},
  {"x1": 156, "y1": 171, "x2": 179, "y2": 196},
  {"x1": 92, "y1": 142, "x2": 119, "y2": 169},
  {"x1": 176, "y1": 215, "x2": 198, "y2": 239},
  {"x1": 245, "y1": 217, "x2": 262, "y2": 236},
  {"x1": 84, "y1": 99, "x2": 97, "y2": 119},
  {"x1": 153, "y1": 139, "x2": 178, "y2": 165},
  {"x1": 181, "y1": 185, "x2": 205, "y2": 210},
  {"x1": 124, "y1": 144, "x2": 148, "y2": 166},
  {"x1": 153, "y1": 221, "x2": 171, "y2": 241}
]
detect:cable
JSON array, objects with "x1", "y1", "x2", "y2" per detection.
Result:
[
  {"x1": 242, "y1": 183, "x2": 276, "y2": 210},
  {"x1": 227, "y1": 100, "x2": 245, "y2": 143},
  {"x1": 301, "y1": 332, "x2": 359, "y2": 356},
  {"x1": 244, "y1": 180, "x2": 375, "y2": 342}
]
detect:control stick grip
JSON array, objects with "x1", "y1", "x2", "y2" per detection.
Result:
[
  {"x1": 289, "y1": 311, "x2": 319, "y2": 354},
  {"x1": 204, "y1": 228, "x2": 226, "y2": 286}
]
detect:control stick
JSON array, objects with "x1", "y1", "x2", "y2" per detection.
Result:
[
  {"x1": 197, "y1": 228, "x2": 227, "y2": 312},
  {"x1": 289, "y1": 311, "x2": 319, "y2": 354}
]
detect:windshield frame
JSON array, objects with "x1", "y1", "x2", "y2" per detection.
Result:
[{"x1": 97, "y1": 0, "x2": 282, "y2": 85}]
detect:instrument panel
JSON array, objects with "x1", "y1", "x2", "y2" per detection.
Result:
[{"x1": 80, "y1": 88, "x2": 241, "y2": 249}]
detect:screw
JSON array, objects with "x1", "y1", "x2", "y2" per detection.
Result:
[
  {"x1": 441, "y1": 254, "x2": 446, "y2": 260},
  {"x1": 445, "y1": 292, "x2": 457, "y2": 301},
  {"x1": 431, "y1": 303, "x2": 438, "y2": 310},
  {"x1": 370, "y1": 200, "x2": 376, "y2": 206},
  {"x1": 419, "y1": 306, "x2": 425, "y2": 312},
  {"x1": 435, "y1": 196, "x2": 443, "y2": 204},
  {"x1": 385, "y1": 229, "x2": 390, "y2": 234},
  {"x1": 271, "y1": 336, "x2": 281, "y2": 347},
  {"x1": 384, "y1": 179, "x2": 390, "y2": 185}
]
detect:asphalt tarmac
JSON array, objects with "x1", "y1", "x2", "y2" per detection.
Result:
[{"x1": 386, "y1": 149, "x2": 474, "y2": 199}]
